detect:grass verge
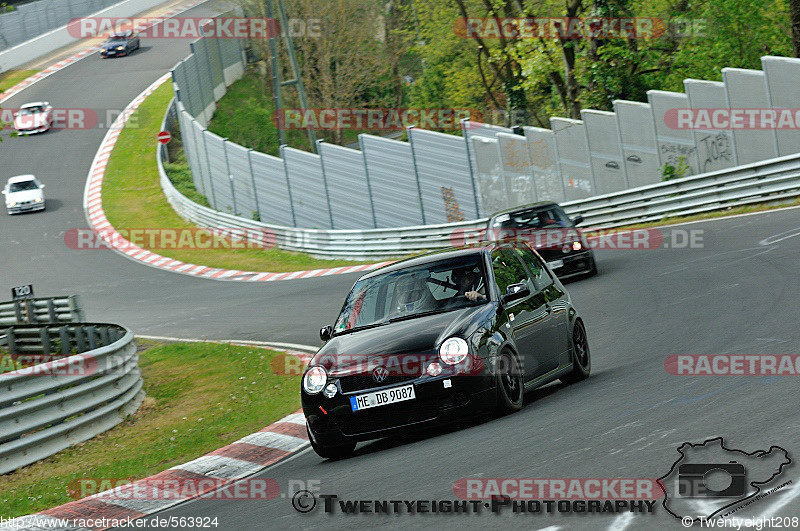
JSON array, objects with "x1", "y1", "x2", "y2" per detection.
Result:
[
  {"x1": 101, "y1": 81, "x2": 373, "y2": 272},
  {"x1": 0, "y1": 340, "x2": 301, "y2": 518},
  {"x1": 0, "y1": 69, "x2": 39, "y2": 93}
]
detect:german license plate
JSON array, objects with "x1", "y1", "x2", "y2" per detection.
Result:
[
  {"x1": 548, "y1": 259, "x2": 564, "y2": 269},
  {"x1": 350, "y1": 384, "x2": 415, "y2": 411}
]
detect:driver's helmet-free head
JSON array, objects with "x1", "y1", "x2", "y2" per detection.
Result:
[
  {"x1": 396, "y1": 271, "x2": 431, "y2": 312},
  {"x1": 452, "y1": 265, "x2": 480, "y2": 292}
]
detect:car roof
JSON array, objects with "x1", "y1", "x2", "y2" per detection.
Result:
[
  {"x1": 20, "y1": 102, "x2": 46, "y2": 109},
  {"x1": 7, "y1": 174, "x2": 36, "y2": 184},
  {"x1": 111, "y1": 30, "x2": 133, "y2": 38},
  {"x1": 359, "y1": 244, "x2": 497, "y2": 280},
  {"x1": 488, "y1": 201, "x2": 561, "y2": 220}
]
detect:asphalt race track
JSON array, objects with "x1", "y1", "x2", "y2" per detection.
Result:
[
  {"x1": 2, "y1": 3, "x2": 800, "y2": 530},
  {"x1": 135, "y1": 208, "x2": 800, "y2": 530},
  {"x1": 0, "y1": 1, "x2": 356, "y2": 346}
]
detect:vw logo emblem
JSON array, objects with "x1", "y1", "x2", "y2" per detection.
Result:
[{"x1": 372, "y1": 366, "x2": 388, "y2": 383}]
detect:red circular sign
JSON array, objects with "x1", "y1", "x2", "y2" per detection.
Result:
[{"x1": 158, "y1": 131, "x2": 171, "y2": 144}]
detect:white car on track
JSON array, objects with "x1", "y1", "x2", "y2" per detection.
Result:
[
  {"x1": 14, "y1": 102, "x2": 54, "y2": 135},
  {"x1": 2, "y1": 175, "x2": 46, "y2": 214}
]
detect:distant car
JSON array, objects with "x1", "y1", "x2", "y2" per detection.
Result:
[
  {"x1": 302, "y1": 243, "x2": 591, "y2": 459},
  {"x1": 2, "y1": 175, "x2": 46, "y2": 214},
  {"x1": 100, "y1": 31, "x2": 140, "y2": 58},
  {"x1": 485, "y1": 202, "x2": 597, "y2": 279},
  {"x1": 13, "y1": 102, "x2": 54, "y2": 135}
]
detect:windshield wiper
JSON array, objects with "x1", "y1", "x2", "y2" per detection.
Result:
[
  {"x1": 386, "y1": 308, "x2": 455, "y2": 324},
  {"x1": 332, "y1": 321, "x2": 389, "y2": 337}
]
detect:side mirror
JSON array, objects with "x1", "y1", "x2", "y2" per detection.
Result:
[
  {"x1": 1, "y1": 190, "x2": 5, "y2": 195},
  {"x1": 571, "y1": 214, "x2": 584, "y2": 226},
  {"x1": 39, "y1": 184, "x2": 45, "y2": 189},
  {"x1": 502, "y1": 283, "x2": 530, "y2": 304},
  {"x1": 320, "y1": 325, "x2": 332, "y2": 342}
]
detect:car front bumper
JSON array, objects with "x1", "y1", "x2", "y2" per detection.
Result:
[
  {"x1": 15, "y1": 126, "x2": 48, "y2": 135},
  {"x1": 303, "y1": 369, "x2": 496, "y2": 447},
  {"x1": 100, "y1": 50, "x2": 126, "y2": 57},
  {"x1": 545, "y1": 249, "x2": 595, "y2": 279},
  {"x1": 7, "y1": 202, "x2": 45, "y2": 214}
]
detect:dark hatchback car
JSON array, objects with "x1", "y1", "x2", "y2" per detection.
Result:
[
  {"x1": 301, "y1": 243, "x2": 591, "y2": 459},
  {"x1": 100, "y1": 31, "x2": 140, "y2": 58},
  {"x1": 486, "y1": 202, "x2": 597, "y2": 279}
]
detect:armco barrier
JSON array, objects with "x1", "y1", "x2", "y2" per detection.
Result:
[
  {"x1": 160, "y1": 97, "x2": 800, "y2": 259},
  {"x1": 0, "y1": 295, "x2": 84, "y2": 326},
  {"x1": 0, "y1": 323, "x2": 142, "y2": 475}
]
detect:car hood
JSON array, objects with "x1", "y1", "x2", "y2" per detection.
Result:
[
  {"x1": 103, "y1": 43, "x2": 125, "y2": 49},
  {"x1": 14, "y1": 114, "x2": 47, "y2": 128},
  {"x1": 6, "y1": 189, "x2": 43, "y2": 203},
  {"x1": 312, "y1": 304, "x2": 496, "y2": 375}
]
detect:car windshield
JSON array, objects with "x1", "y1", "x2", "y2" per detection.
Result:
[
  {"x1": 19, "y1": 107, "x2": 43, "y2": 115},
  {"x1": 9, "y1": 181, "x2": 39, "y2": 192},
  {"x1": 493, "y1": 206, "x2": 572, "y2": 229},
  {"x1": 333, "y1": 256, "x2": 488, "y2": 334}
]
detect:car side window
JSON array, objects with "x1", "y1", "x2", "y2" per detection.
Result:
[
  {"x1": 514, "y1": 246, "x2": 553, "y2": 292},
  {"x1": 491, "y1": 249, "x2": 530, "y2": 295}
]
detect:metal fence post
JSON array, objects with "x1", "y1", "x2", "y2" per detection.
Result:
[
  {"x1": 316, "y1": 139, "x2": 336, "y2": 229},
  {"x1": 59, "y1": 326, "x2": 70, "y2": 355},
  {"x1": 406, "y1": 127, "x2": 427, "y2": 225},
  {"x1": 40, "y1": 327, "x2": 52, "y2": 354},
  {"x1": 280, "y1": 145, "x2": 298, "y2": 227},
  {"x1": 358, "y1": 136, "x2": 379, "y2": 229},
  {"x1": 247, "y1": 149, "x2": 262, "y2": 222},
  {"x1": 6, "y1": 328, "x2": 17, "y2": 355}
]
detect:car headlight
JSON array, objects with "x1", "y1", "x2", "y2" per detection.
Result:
[
  {"x1": 33, "y1": 197, "x2": 43, "y2": 203},
  {"x1": 8, "y1": 201, "x2": 17, "y2": 207},
  {"x1": 563, "y1": 241, "x2": 582, "y2": 253},
  {"x1": 117, "y1": 46, "x2": 124, "y2": 50},
  {"x1": 439, "y1": 337, "x2": 469, "y2": 365},
  {"x1": 303, "y1": 366, "x2": 327, "y2": 394}
]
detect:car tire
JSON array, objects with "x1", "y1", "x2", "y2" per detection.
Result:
[
  {"x1": 495, "y1": 350, "x2": 523, "y2": 415},
  {"x1": 561, "y1": 319, "x2": 590, "y2": 384},
  {"x1": 307, "y1": 426, "x2": 355, "y2": 460}
]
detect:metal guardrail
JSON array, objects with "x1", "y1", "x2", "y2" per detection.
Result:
[
  {"x1": 159, "y1": 97, "x2": 800, "y2": 259},
  {"x1": 0, "y1": 323, "x2": 142, "y2": 475},
  {"x1": 560, "y1": 153, "x2": 800, "y2": 228},
  {"x1": 0, "y1": 295, "x2": 84, "y2": 326}
]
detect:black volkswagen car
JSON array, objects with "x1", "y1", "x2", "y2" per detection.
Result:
[
  {"x1": 486, "y1": 202, "x2": 597, "y2": 279},
  {"x1": 100, "y1": 31, "x2": 140, "y2": 58},
  {"x1": 301, "y1": 243, "x2": 590, "y2": 459}
]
